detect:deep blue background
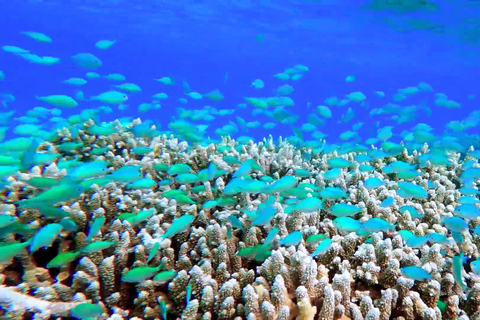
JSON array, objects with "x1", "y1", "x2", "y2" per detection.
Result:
[{"x1": 1, "y1": 0, "x2": 479, "y2": 143}]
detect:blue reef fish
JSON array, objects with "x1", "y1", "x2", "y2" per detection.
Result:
[
  {"x1": 264, "y1": 175, "x2": 298, "y2": 193},
  {"x1": 330, "y1": 203, "x2": 362, "y2": 217},
  {"x1": 405, "y1": 235, "x2": 430, "y2": 248},
  {"x1": 399, "y1": 205, "x2": 423, "y2": 219},
  {"x1": 397, "y1": 181, "x2": 428, "y2": 200},
  {"x1": 264, "y1": 228, "x2": 279, "y2": 246},
  {"x1": 279, "y1": 231, "x2": 303, "y2": 246},
  {"x1": 471, "y1": 259, "x2": 480, "y2": 275},
  {"x1": 333, "y1": 217, "x2": 362, "y2": 232},
  {"x1": 30, "y1": 223, "x2": 63, "y2": 253},
  {"x1": 380, "y1": 196, "x2": 394, "y2": 208},
  {"x1": 364, "y1": 177, "x2": 384, "y2": 190},
  {"x1": 360, "y1": 218, "x2": 395, "y2": 233},
  {"x1": 319, "y1": 187, "x2": 347, "y2": 200},
  {"x1": 454, "y1": 204, "x2": 480, "y2": 220},
  {"x1": 86, "y1": 216, "x2": 105, "y2": 241},
  {"x1": 401, "y1": 266, "x2": 432, "y2": 281},
  {"x1": 311, "y1": 238, "x2": 333, "y2": 258},
  {"x1": 71, "y1": 53, "x2": 102, "y2": 69},
  {"x1": 284, "y1": 197, "x2": 322, "y2": 213},
  {"x1": 442, "y1": 216, "x2": 468, "y2": 233}
]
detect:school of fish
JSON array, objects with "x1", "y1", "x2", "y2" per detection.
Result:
[{"x1": 0, "y1": 29, "x2": 480, "y2": 320}]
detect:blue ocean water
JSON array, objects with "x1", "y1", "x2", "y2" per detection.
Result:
[{"x1": 1, "y1": 0, "x2": 480, "y2": 144}]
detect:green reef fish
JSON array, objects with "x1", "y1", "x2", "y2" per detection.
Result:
[
  {"x1": 81, "y1": 241, "x2": 116, "y2": 254},
  {"x1": 47, "y1": 251, "x2": 81, "y2": 268},
  {"x1": 159, "y1": 215, "x2": 194, "y2": 239},
  {"x1": 18, "y1": 183, "x2": 84, "y2": 208},
  {"x1": 452, "y1": 253, "x2": 468, "y2": 291},
  {"x1": 330, "y1": 203, "x2": 362, "y2": 217},
  {"x1": 152, "y1": 270, "x2": 176, "y2": 284},
  {"x1": 122, "y1": 264, "x2": 163, "y2": 283},
  {"x1": 36, "y1": 95, "x2": 78, "y2": 108},
  {"x1": 21, "y1": 31, "x2": 52, "y2": 42},
  {"x1": 70, "y1": 302, "x2": 104, "y2": 319},
  {"x1": 91, "y1": 91, "x2": 128, "y2": 104},
  {"x1": 95, "y1": 39, "x2": 116, "y2": 49},
  {"x1": 0, "y1": 241, "x2": 31, "y2": 263},
  {"x1": 147, "y1": 242, "x2": 161, "y2": 263}
]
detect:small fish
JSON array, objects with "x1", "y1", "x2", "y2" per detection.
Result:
[
  {"x1": 159, "y1": 300, "x2": 168, "y2": 320},
  {"x1": 452, "y1": 230, "x2": 465, "y2": 244},
  {"x1": 333, "y1": 217, "x2": 362, "y2": 232},
  {"x1": 442, "y1": 216, "x2": 468, "y2": 233},
  {"x1": 30, "y1": 223, "x2": 63, "y2": 253},
  {"x1": 399, "y1": 205, "x2": 423, "y2": 219},
  {"x1": 405, "y1": 235, "x2": 430, "y2": 248},
  {"x1": 380, "y1": 196, "x2": 395, "y2": 208},
  {"x1": 71, "y1": 53, "x2": 102, "y2": 69},
  {"x1": 471, "y1": 259, "x2": 480, "y2": 275},
  {"x1": 330, "y1": 203, "x2": 362, "y2": 217},
  {"x1": 285, "y1": 197, "x2": 322, "y2": 214},
  {"x1": 0, "y1": 240, "x2": 31, "y2": 263},
  {"x1": 186, "y1": 282, "x2": 192, "y2": 305},
  {"x1": 160, "y1": 215, "x2": 195, "y2": 239},
  {"x1": 305, "y1": 234, "x2": 326, "y2": 245},
  {"x1": 81, "y1": 241, "x2": 116, "y2": 254},
  {"x1": 364, "y1": 177, "x2": 384, "y2": 190},
  {"x1": 147, "y1": 242, "x2": 161, "y2": 263},
  {"x1": 47, "y1": 251, "x2": 81, "y2": 268},
  {"x1": 401, "y1": 266, "x2": 432, "y2": 281},
  {"x1": 122, "y1": 264, "x2": 163, "y2": 283},
  {"x1": 264, "y1": 175, "x2": 298, "y2": 193},
  {"x1": 452, "y1": 253, "x2": 467, "y2": 291},
  {"x1": 21, "y1": 31, "x2": 52, "y2": 43},
  {"x1": 95, "y1": 39, "x2": 116, "y2": 49},
  {"x1": 70, "y1": 302, "x2": 104, "y2": 319},
  {"x1": 36, "y1": 95, "x2": 78, "y2": 108},
  {"x1": 228, "y1": 215, "x2": 244, "y2": 231},
  {"x1": 237, "y1": 244, "x2": 272, "y2": 261},
  {"x1": 428, "y1": 233, "x2": 450, "y2": 245},
  {"x1": 360, "y1": 218, "x2": 395, "y2": 233},
  {"x1": 207, "y1": 162, "x2": 217, "y2": 181},
  {"x1": 0, "y1": 214, "x2": 18, "y2": 228},
  {"x1": 86, "y1": 216, "x2": 105, "y2": 241},
  {"x1": 311, "y1": 238, "x2": 332, "y2": 258},
  {"x1": 279, "y1": 231, "x2": 303, "y2": 247},
  {"x1": 264, "y1": 228, "x2": 279, "y2": 246},
  {"x1": 319, "y1": 187, "x2": 348, "y2": 200},
  {"x1": 152, "y1": 270, "x2": 176, "y2": 284},
  {"x1": 397, "y1": 181, "x2": 428, "y2": 200},
  {"x1": 91, "y1": 91, "x2": 128, "y2": 104},
  {"x1": 454, "y1": 204, "x2": 480, "y2": 220}
]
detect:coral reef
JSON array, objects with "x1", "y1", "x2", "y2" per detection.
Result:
[{"x1": 0, "y1": 119, "x2": 479, "y2": 319}]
